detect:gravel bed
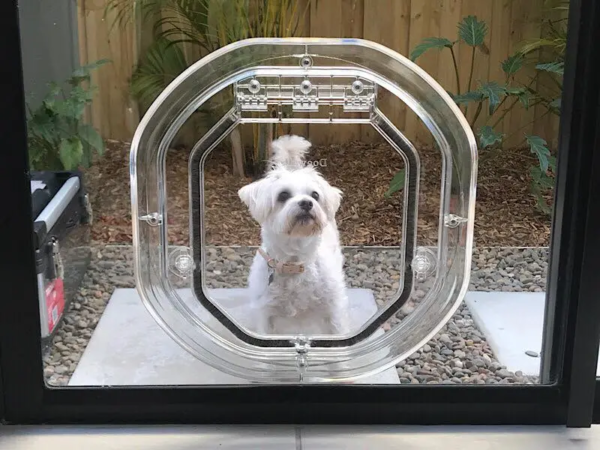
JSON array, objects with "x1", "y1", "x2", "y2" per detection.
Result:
[{"x1": 43, "y1": 246, "x2": 548, "y2": 386}]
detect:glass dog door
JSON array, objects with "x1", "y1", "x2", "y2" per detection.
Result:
[{"x1": 131, "y1": 38, "x2": 477, "y2": 382}]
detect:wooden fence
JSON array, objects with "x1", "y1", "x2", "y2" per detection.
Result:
[{"x1": 78, "y1": 0, "x2": 561, "y2": 148}]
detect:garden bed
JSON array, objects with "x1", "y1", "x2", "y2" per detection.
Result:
[{"x1": 85, "y1": 140, "x2": 552, "y2": 248}]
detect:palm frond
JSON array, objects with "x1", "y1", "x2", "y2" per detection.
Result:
[
  {"x1": 106, "y1": 0, "x2": 169, "y2": 27},
  {"x1": 130, "y1": 36, "x2": 189, "y2": 108}
]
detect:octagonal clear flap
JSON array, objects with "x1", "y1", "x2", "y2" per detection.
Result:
[{"x1": 131, "y1": 38, "x2": 477, "y2": 383}]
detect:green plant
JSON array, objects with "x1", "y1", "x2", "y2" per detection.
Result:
[
  {"x1": 107, "y1": 0, "x2": 310, "y2": 176},
  {"x1": 519, "y1": 0, "x2": 567, "y2": 117},
  {"x1": 384, "y1": 170, "x2": 405, "y2": 198},
  {"x1": 387, "y1": 15, "x2": 556, "y2": 213},
  {"x1": 27, "y1": 60, "x2": 109, "y2": 171},
  {"x1": 517, "y1": 1, "x2": 567, "y2": 213}
]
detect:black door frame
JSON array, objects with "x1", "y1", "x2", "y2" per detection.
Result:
[
  {"x1": 1, "y1": 0, "x2": 600, "y2": 426},
  {"x1": 595, "y1": 385, "x2": 600, "y2": 423},
  {"x1": 0, "y1": 0, "x2": 43, "y2": 424},
  {"x1": 540, "y1": 0, "x2": 600, "y2": 428},
  {"x1": 0, "y1": 352, "x2": 4, "y2": 423}
]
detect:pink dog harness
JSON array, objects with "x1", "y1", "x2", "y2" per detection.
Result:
[{"x1": 257, "y1": 248, "x2": 305, "y2": 275}]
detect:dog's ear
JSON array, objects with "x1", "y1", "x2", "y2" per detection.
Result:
[
  {"x1": 238, "y1": 179, "x2": 272, "y2": 224},
  {"x1": 320, "y1": 182, "x2": 343, "y2": 221}
]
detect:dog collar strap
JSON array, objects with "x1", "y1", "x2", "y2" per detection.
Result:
[{"x1": 257, "y1": 248, "x2": 305, "y2": 275}]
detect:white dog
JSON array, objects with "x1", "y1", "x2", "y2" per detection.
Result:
[{"x1": 238, "y1": 135, "x2": 351, "y2": 337}]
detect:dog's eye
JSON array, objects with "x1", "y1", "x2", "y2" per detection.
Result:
[
  {"x1": 311, "y1": 191, "x2": 320, "y2": 201},
  {"x1": 277, "y1": 191, "x2": 291, "y2": 202}
]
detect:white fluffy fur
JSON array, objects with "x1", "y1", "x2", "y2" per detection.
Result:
[
  {"x1": 238, "y1": 135, "x2": 351, "y2": 337},
  {"x1": 269, "y1": 134, "x2": 312, "y2": 169}
]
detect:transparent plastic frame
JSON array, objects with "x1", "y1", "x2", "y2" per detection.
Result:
[{"x1": 130, "y1": 38, "x2": 477, "y2": 382}]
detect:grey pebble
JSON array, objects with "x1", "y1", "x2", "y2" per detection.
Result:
[
  {"x1": 452, "y1": 359, "x2": 464, "y2": 369},
  {"x1": 454, "y1": 350, "x2": 466, "y2": 359},
  {"x1": 496, "y1": 369, "x2": 514, "y2": 378}
]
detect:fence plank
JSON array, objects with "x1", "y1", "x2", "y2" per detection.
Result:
[
  {"x1": 405, "y1": 0, "x2": 445, "y2": 144},
  {"x1": 487, "y1": 0, "x2": 513, "y2": 142},
  {"x1": 309, "y1": 0, "x2": 343, "y2": 146},
  {"x1": 437, "y1": 0, "x2": 463, "y2": 92},
  {"x1": 309, "y1": 0, "x2": 364, "y2": 145},
  {"x1": 284, "y1": 0, "x2": 312, "y2": 141},
  {"x1": 457, "y1": 0, "x2": 493, "y2": 133},
  {"x1": 362, "y1": 0, "x2": 411, "y2": 143},
  {"x1": 77, "y1": 0, "x2": 91, "y2": 125},
  {"x1": 505, "y1": 0, "x2": 544, "y2": 148},
  {"x1": 79, "y1": 0, "x2": 139, "y2": 142},
  {"x1": 532, "y1": 3, "x2": 566, "y2": 151}
]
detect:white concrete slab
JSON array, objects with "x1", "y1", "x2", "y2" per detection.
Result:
[
  {"x1": 466, "y1": 291, "x2": 600, "y2": 377},
  {"x1": 69, "y1": 288, "x2": 400, "y2": 386}
]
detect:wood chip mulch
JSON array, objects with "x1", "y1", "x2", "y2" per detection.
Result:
[{"x1": 84, "y1": 140, "x2": 551, "y2": 248}]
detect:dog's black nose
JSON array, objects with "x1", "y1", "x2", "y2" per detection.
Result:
[{"x1": 298, "y1": 199, "x2": 313, "y2": 211}]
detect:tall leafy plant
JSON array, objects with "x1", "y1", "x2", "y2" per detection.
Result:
[
  {"x1": 27, "y1": 60, "x2": 109, "y2": 171},
  {"x1": 516, "y1": 1, "x2": 567, "y2": 213},
  {"x1": 519, "y1": 0, "x2": 567, "y2": 117},
  {"x1": 107, "y1": 0, "x2": 310, "y2": 176},
  {"x1": 388, "y1": 15, "x2": 555, "y2": 213}
]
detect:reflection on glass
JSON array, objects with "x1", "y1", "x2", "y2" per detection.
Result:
[{"x1": 21, "y1": 0, "x2": 566, "y2": 387}]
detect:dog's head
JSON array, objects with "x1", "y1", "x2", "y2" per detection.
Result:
[{"x1": 238, "y1": 165, "x2": 342, "y2": 238}]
